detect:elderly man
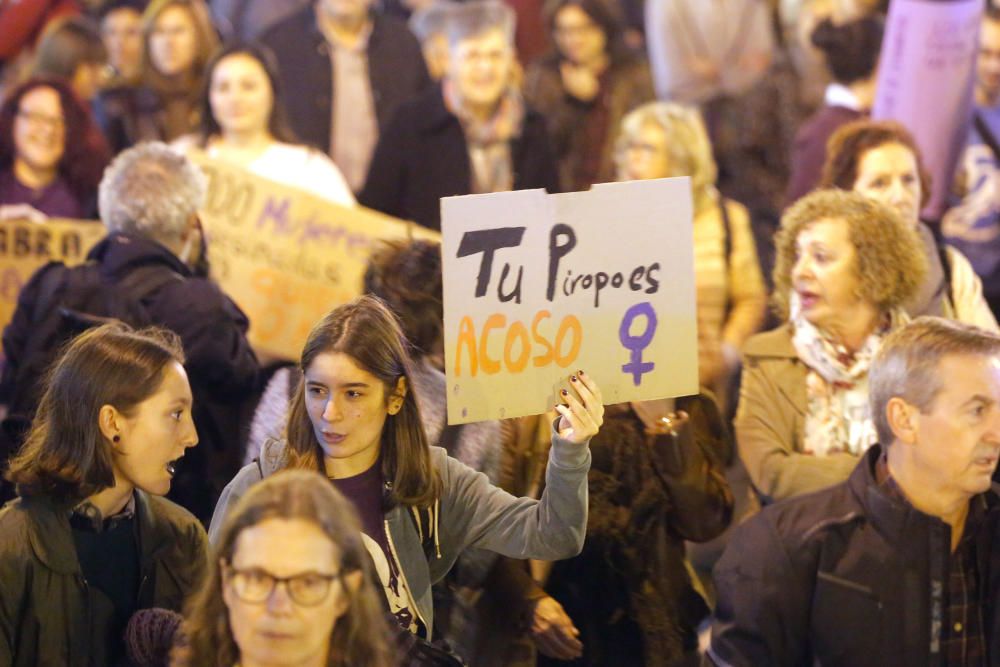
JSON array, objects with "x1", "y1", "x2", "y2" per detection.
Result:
[
  {"x1": 260, "y1": 0, "x2": 431, "y2": 192},
  {"x1": 707, "y1": 317, "x2": 1000, "y2": 666},
  {"x1": 1, "y1": 143, "x2": 258, "y2": 521},
  {"x1": 360, "y1": 0, "x2": 559, "y2": 230}
]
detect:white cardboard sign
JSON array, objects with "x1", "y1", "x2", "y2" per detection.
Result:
[{"x1": 441, "y1": 178, "x2": 699, "y2": 424}]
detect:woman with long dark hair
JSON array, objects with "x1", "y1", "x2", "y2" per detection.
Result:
[
  {"x1": 210, "y1": 295, "x2": 603, "y2": 641},
  {"x1": 0, "y1": 77, "x2": 110, "y2": 220},
  {"x1": 172, "y1": 42, "x2": 354, "y2": 206},
  {"x1": 523, "y1": 0, "x2": 653, "y2": 191}
]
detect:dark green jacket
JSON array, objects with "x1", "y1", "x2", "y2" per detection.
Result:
[{"x1": 0, "y1": 491, "x2": 208, "y2": 666}]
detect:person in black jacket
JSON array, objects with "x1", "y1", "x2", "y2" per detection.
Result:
[
  {"x1": 2, "y1": 143, "x2": 259, "y2": 523},
  {"x1": 259, "y1": 0, "x2": 431, "y2": 193},
  {"x1": 359, "y1": 0, "x2": 560, "y2": 231},
  {"x1": 707, "y1": 316, "x2": 1000, "y2": 667}
]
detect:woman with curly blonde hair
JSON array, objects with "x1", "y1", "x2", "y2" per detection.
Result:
[{"x1": 736, "y1": 188, "x2": 927, "y2": 504}]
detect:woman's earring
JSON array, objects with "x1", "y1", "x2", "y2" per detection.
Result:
[{"x1": 113, "y1": 434, "x2": 120, "y2": 443}]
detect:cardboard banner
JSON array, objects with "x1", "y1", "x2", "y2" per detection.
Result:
[
  {"x1": 441, "y1": 179, "x2": 699, "y2": 425},
  {"x1": 0, "y1": 219, "x2": 104, "y2": 361},
  {"x1": 873, "y1": 0, "x2": 983, "y2": 218},
  {"x1": 191, "y1": 154, "x2": 440, "y2": 360}
]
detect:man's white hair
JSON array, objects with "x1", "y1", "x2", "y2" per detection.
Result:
[{"x1": 98, "y1": 142, "x2": 206, "y2": 244}]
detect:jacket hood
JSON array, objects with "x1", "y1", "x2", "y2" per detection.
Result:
[{"x1": 87, "y1": 232, "x2": 191, "y2": 281}]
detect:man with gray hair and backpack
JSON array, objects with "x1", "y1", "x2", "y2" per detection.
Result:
[{"x1": 0, "y1": 142, "x2": 259, "y2": 522}]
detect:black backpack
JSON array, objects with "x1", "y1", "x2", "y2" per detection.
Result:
[{"x1": 0, "y1": 260, "x2": 182, "y2": 484}]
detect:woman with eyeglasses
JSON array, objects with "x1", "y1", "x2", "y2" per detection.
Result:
[
  {"x1": 0, "y1": 77, "x2": 110, "y2": 221},
  {"x1": 615, "y1": 101, "x2": 765, "y2": 408},
  {"x1": 175, "y1": 469, "x2": 396, "y2": 667}
]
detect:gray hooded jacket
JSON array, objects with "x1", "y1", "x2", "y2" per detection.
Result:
[{"x1": 208, "y1": 428, "x2": 590, "y2": 638}]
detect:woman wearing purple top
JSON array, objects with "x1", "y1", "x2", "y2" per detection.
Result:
[
  {"x1": 0, "y1": 78, "x2": 110, "y2": 221},
  {"x1": 210, "y1": 295, "x2": 604, "y2": 643}
]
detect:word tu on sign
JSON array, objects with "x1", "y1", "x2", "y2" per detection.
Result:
[
  {"x1": 453, "y1": 310, "x2": 582, "y2": 377},
  {"x1": 457, "y1": 224, "x2": 660, "y2": 308}
]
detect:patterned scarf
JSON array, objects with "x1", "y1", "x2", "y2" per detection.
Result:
[
  {"x1": 790, "y1": 294, "x2": 908, "y2": 457},
  {"x1": 442, "y1": 78, "x2": 524, "y2": 193}
]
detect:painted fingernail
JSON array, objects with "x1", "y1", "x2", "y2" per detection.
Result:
[
  {"x1": 561, "y1": 389, "x2": 568, "y2": 396},
  {"x1": 570, "y1": 375, "x2": 577, "y2": 382},
  {"x1": 578, "y1": 369, "x2": 585, "y2": 375}
]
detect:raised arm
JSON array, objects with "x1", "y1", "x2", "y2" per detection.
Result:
[{"x1": 438, "y1": 372, "x2": 603, "y2": 561}]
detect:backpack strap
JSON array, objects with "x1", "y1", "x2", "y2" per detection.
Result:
[
  {"x1": 939, "y1": 241, "x2": 956, "y2": 311},
  {"x1": 717, "y1": 196, "x2": 733, "y2": 270},
  {"x1": 116, "y1": 264, "x2": 184, "y2": 304},
  {"x1": 30, "y1": 261, "x2": 81, "y2": 329}
]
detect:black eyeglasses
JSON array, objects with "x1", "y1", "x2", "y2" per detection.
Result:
[{"x1": 223, "y1": 564, "x2": 343, "y2": 607}]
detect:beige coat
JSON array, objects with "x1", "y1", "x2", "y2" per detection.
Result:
[{"x1": 735, "y1": 325, "x2": 858, "y2": 503}]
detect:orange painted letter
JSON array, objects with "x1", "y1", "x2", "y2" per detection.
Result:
[
  {"x1": 554, "y1": 315, "x2": 583, "y2": 368},
  {"x1": 455, "y1": 316, "x2": 478, "y2": 376},
  {"x1": 480, "y1": 314, "x2": 505, "y2": 374},
  {"x1": 532, "y1": 310, "x2": 554, "y2": 366}
]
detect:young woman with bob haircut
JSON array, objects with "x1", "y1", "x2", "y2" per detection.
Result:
[
  {"x1": 210, "y1": 295, "x2": 604, "y2": 641},
  {"x1": 175, "y1": 469, "x2": 396, "y2": 667},
  {"x1": 0, "y1": 323, "x2": 207, "y2": 666}
]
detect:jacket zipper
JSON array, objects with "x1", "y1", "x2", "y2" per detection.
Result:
[
  {"x1": 78, "y1": 575, "x2": 92, "y2": 666},
  {"x1": 383, "y1": 517, "x2": 430, "y2": 635}
]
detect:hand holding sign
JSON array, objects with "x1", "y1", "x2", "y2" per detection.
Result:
[
  {"x1": 442, "y1": 179, "x2": 698, "y2": 424},
  {"x1": 555, "y1": 370, "x2": 604, "y2": 444}
]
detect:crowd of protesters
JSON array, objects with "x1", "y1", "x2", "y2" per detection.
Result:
[{"x1": 3, "y1": 0, "x2": 1000, "y2": 665}]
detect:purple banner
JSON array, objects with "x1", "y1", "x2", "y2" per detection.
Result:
[{"x1": 873, "y1": 0, "x2": 983, "y2": 218}]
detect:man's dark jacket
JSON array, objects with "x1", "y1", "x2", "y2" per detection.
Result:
[
  {"x1": 259, "y1": 8, "x2": 430, "y2": 155},
  {"x1": 707, "y1": 445, "x2": 1000, "y2": 667},
  {"x1": 359, "y1": 85, "x2": 561, "y2": 230},
  {"x1": 2, "y1": 232, "x2": 259, "y2": 520},
  {"x1": 0, "y1": 491, "x2": 207, "y2": 666}
]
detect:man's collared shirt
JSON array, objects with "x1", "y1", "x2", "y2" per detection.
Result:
[
  {"x1": 321, "y1": 20, "x2": 379, "y2": 192},
  {"x1": 876, "y1": 457, "x2": 986, "y2": 667}
]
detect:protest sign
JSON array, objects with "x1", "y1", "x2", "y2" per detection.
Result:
[
  {"x1": 873, "y1": 0, "x2": 983, "y2": 218},
  {"x1": 0, "y1": 219, "x2": 104, "y2": 360},
  {"x1": 441, "y1": 179, "x2": 698, "y2": 425},
  {"x1": 191, "y1": 154, "x2": 440, "y2": 360}
]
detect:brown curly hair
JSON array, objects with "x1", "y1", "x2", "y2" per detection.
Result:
[
  {"x1": 820, "y1": 119, "x2": 931, "y2": 208},
  {"x1": 0, "y1": 77, "x2": 111, "y2": 202},
  {"x1": 362, "y1": 239, "x2": 443, "y2": 357},
  {"x1": 771, "y1": 189, "x2": 928, "y2": 320}
]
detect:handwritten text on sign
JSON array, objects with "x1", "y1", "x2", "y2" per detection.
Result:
[
  {"x1": 191, "y1": 154, "x2": 440, "y2": 360},
  {"x1": 0, "y1": 220, "x2": 104, "y2": 364},
  {"x1": 441, "y1": 179, "x2": 698, "y2": 424},
  {"x1": 873, "y1": 0, "x2": 982, "y2": 217}
]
